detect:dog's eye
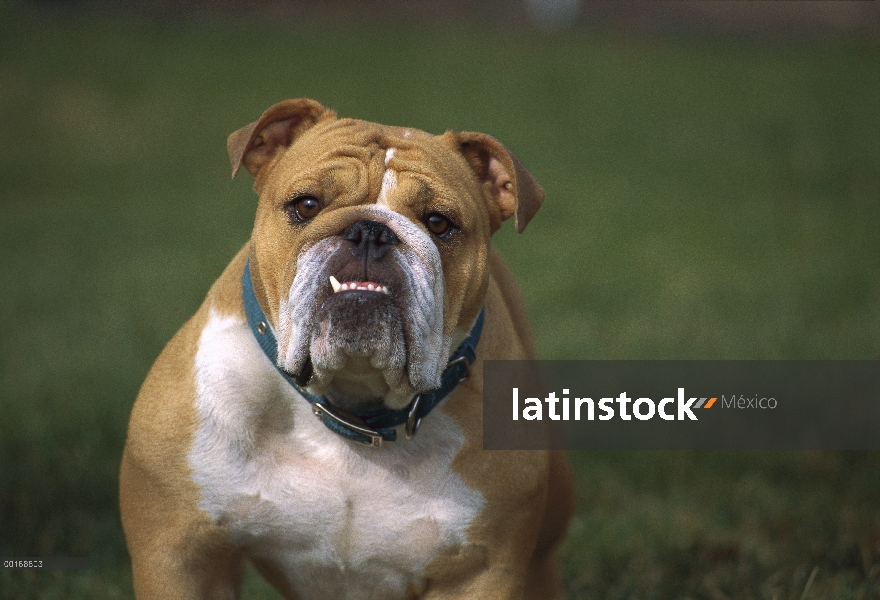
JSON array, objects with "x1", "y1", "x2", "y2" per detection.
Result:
[
  {"x1": 425, "y1": 213, "x2": 457, "y2": 239},
  {"x1": 286, "y1": 196, "x2": 321, "y2": 223}
]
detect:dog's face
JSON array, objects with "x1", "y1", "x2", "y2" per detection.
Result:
[{"x1": 228, "y1": 99, "x2": 543, "y2": 410}]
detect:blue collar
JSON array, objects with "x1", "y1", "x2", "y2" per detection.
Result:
[{"x1": 242, "y1": 258, "x2": 484, "y2": 447}]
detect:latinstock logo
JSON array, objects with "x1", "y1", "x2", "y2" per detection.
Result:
[
  {"x1": 511, "y1": 387, "x2": 725, "y2": 422},
  {"x1": 484, "y1": 360, "x2": 875, "y2": 451}
]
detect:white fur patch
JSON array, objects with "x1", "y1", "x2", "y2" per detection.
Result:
[
  {"x1": 377, "y1": 148, "x2": 397, "y2": 206},
  {"x1": 189, "y1": 308, "x2": 484, "y2": 599}
]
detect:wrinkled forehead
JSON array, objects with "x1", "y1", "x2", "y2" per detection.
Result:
[
  {"x1": 283, "y1": 118, "x2": 467, "y2": 180},
  {"x1": 307, "y1": 117, "x2": 434, "y2": 149}
]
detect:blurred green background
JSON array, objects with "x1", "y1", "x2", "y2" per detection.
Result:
[{"x1": 1, "y1": 1, "x2": 879, "y2": 597}]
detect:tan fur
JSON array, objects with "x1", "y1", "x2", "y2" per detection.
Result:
[{"x1": 121, "y1": 99, "x2": 573, "y2": 599}]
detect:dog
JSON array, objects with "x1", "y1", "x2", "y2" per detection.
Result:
[{"x1": 120, "y1": 98, "x2": 573, "y2": 599}]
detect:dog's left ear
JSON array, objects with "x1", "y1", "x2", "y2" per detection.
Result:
[
  {"x1": 445, "y1": 131, "x2": 545, "y2": 234},
  {"x1": 228, "y1": 98, "x2": 336, "y2": 181}
]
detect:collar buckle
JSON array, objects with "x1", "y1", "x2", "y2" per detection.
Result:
[
  {"x1": 405, "y1": 394, "x2": 423, "y2": 440},
  {"x1": 446, "y1": 355, "x2": 473, "y2": 384},
  {"x1": 311, "y1": 403, "x2": 383, "y2": 447},
  {"x1": 406, "y1": 354, "x2": 473, "y2": 441}
]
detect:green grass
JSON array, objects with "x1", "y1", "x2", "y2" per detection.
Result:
[{"x1": 1, "y1": 3, "x2": 879, "y2": 598}]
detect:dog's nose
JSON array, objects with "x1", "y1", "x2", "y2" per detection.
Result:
[{"x1": 343, "y1": 220, "x2": 399, "y2": 260}]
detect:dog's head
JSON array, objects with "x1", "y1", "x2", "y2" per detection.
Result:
[{"x1": 228, "y1": 99, "x2": 544, "y2": 411}]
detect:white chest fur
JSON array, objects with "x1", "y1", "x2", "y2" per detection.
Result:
[{"x1": 188, "y1": 308, "x2": 484, "y2": 600}]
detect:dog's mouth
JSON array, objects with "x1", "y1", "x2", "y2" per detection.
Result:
[
  {"x1": 294, "y1": 275, "x2": 409, "y2": 410},
  {"x1": 328, "y1": 275, "x2": 390, "y2": 296}
]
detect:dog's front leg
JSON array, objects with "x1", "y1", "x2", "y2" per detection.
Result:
[{"x1": 120, "y1": 447, "x2": 246, "y2": 599}]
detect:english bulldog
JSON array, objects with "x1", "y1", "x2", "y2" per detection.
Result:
[{"x1": 120, "y1": 98, "x2": 573, "y2": 599}]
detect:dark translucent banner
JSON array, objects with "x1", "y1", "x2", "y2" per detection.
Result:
[{"x1": 483, "y1": 361, "x2": 880, "y2": 450}]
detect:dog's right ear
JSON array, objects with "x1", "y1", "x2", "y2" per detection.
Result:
[{"x1": 227, "y1": 98, "x2": 335, "y2": 182}]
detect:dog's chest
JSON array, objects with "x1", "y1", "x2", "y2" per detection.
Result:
[{"x1": 188, "y1": 309, "x2": 484, "y2": 600}]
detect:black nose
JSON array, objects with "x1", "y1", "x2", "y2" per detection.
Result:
[{"x1": 342, "y1": 220, "x2": 399, "y2": 260}]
